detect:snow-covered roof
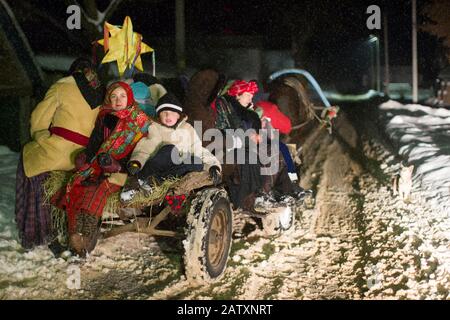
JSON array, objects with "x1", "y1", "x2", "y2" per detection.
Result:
[{"x1": 35, "y1": 54, "x2": 77, "y2": 72}]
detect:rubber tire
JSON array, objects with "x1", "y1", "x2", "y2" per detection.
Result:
[{"x1": 183, "y1": 188, "x2": 233, "y2": 285}]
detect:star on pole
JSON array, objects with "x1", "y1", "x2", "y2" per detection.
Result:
[{"x1": 97, "y1": 16, "x2": 153, "y2": 76}]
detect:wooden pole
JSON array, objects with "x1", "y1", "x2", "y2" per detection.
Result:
[
  {"x1": 383, "y1": 13, "x2": 390, "y2": 95},
  {"x1": 175, "y1": 0, "x2": 186, "y2": 72},
  {"x1": 376, "y1": 37, "x2": 381, "y2": 92},
  {"x1": 412, "y1": 0, "x2": 419, "y2": 103}
]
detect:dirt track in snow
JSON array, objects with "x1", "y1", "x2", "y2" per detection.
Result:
[
  {"x1": 4, "y1": 101, "x2": 450, "y2": 300},
  {"x1": 72, "y1": 110, "x2": 369, "y2": 300}
]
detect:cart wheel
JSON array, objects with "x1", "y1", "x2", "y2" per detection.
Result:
[
  {"x1": 183, "y1": 188, "x2": 233, "y2": 285},
  {"x1": 261, "y1": 204, "x2": 295, "y2": 238}
]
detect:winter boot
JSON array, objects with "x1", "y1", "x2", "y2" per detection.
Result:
[
  {"x1": 69, "y1": 212, "x2": 100, "y2": 257},
  {"x1": 120, "y1": 176, "x2": 141, "y2": 202}
]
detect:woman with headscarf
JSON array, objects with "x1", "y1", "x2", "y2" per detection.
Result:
[
  {"x1": 210, "y1": 80, "x2": 265, "y2": 212},
  {"x1": 15, "y1": 58, "x2": 104, "y2": 249},
  {"x1": 52, "y1": 81, "x2": 149, "y2": 257}
]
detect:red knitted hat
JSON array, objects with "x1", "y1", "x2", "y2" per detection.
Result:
[
  {"x1": 255, "y1": 101, "x2": 292, "y2": 135},
  {"x1": 227, "y1": 80, "x2": 259, "y2": 97}
]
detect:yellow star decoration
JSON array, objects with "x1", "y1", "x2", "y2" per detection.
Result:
[{"x1": 97, "y1": 16, "x2": 153, "y2": 76}]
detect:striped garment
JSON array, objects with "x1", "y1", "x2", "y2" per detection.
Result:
[
  {"x1": 15, "y1": 154, "x2": 51, "y2": 249},
  {"x1": 51, "y1": 178, "x2": 121, "y2": 233}
]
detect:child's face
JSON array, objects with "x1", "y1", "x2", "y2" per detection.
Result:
[
  {"x1": 159, "y1": 110, "x2": 180, "y2": 126},
  {"x1": 236, "y1": 92, "x2": 254, "y2": 107}
]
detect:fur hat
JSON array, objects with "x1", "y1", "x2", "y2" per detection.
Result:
[
  {"x1": 131, "y1": 81, "x2": 156, "y2": 117},
  {"x1": 133, "y1": 72, "x2": 159, "y2": 86},
  {"x1": 68, "y1": 57, "x2": 95, "y2": 75},
  {"x1": 155, "y1": 93, "x2": 183, "y2": 115}
]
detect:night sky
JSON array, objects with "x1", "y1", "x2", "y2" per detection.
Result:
[{"x1": 8, "y1": 0, "x2": 448, "y2": 85}]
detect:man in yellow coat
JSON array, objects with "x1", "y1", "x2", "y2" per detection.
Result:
[{"x1": 15, "y1": 58, "x2": 105, "y2": 249}]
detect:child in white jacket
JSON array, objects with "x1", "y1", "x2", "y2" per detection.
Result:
[{"x1": 121, "y1": 93, "x2": 221, "y2": 201}]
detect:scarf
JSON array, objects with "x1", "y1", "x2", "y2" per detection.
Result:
[
  {"x1": 73, "y1": 72, "x2": 105, "y2": 109},
  {"x1": 64, "y1": 82, "x2": 150, "y2": 231}
]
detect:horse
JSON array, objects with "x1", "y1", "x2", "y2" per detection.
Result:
[
  {"x1": 181, "y1": 69, "x2": 318, "y2": 200},
  {"x1": 266, "y1": 75, "x2": 317, "y2": 143},
  {"x1": 183, "y1": 69, "x2": 227, "y2": 135}
]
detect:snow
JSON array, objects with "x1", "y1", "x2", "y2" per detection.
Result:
[
  {"x1": 0, "y1": 145, "x2": 19, "y2": 242},
  {"x1": 379, "y1": 100, "x2": 450, "y2": 213},
  {"x1": 0, "y1": 102, "x2": 449, "y2": 299},
  {"x1": 0, "y1": 146, "x2": 71, "y2": 299}
]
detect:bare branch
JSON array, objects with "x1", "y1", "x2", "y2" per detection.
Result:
[
  {"x1": 73, "y1": 0, "x2": 124, "y2": 31},
  {"x1": 14, "y1": 0, "x2": 87, "y2": 49}
]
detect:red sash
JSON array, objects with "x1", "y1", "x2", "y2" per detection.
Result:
[{"x1": 50, "y1": 127, "x2": 89, "y2": 147}]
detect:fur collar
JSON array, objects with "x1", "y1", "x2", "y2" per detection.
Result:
[{"x1": 73, "y1": 73, "x2": 105, "y2": 109}]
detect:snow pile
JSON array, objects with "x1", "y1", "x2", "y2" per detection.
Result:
[
  {"x1": 0, "y1": 146, "x2": 72, "y2": 299},
  {"x1": 0, "y1": 146, "x2": 19, "y2": 242},
  {"x1": 379, "y1": 100, "x2": 450, "y2": 213},
  {"x1": 361, "y1": 181, "x2": 450, "y2": 299}
]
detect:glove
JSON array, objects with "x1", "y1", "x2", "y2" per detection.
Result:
[
  {"x1": 209, "y1": 166, "x2": 221, "y2": 186},
  {"x1": 232, "y1": 135, "x2": 243, "y2": 149},
  {"x1": 75, "y1": 152, "x2": 87, "y2": 170},
  {"x1": 98, "y1": 152, "x2": 121, "y2": 173},
  {"x1": 97, "y1": 152, "x2": 111, "y2": 167},
  {"x1": 127, "y1": 160, "x2": 142, "y2": 176}
]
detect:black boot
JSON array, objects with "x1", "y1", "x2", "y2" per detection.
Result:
[{"x1": 290, "y1": 184, "x2": 306, "y2": 200}]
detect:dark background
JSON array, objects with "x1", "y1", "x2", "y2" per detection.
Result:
[
  {"x1": 1, "y1": 0, "x2": 449, "y2": 152},
  {"x1": 10, "y1": 0, "x2": 448, "y2": 86}
]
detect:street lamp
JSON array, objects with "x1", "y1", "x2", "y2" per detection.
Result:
[{"x1": 368, "y1": 35, "x2": 381, "y2": 92}]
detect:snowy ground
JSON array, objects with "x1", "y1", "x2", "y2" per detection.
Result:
[
  {"x1": 0, "y1": 146, "x2": 73, "y2": 299},
  {"x1": 0, "y1": 100, "x2": 449, "y2": 299},
  {"x1": 378, "y1": 100, "x2": 450, "y2": 214}
]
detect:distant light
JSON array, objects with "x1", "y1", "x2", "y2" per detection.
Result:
[{"x1": 368, "y1": 34, "x2": 378, "y2": 43}]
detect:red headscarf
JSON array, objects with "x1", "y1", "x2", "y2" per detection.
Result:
[
  {"x1": 102, "y1": 81, "x2": 135, "y2": 111},
  {"x1": 59, "y1": 81, "x2": 150, "y2": 232},
  {"x1": 227, "y1": 80, "x2": 259, "y2": 97}
]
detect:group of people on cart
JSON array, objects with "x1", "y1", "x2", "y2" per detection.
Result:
[{"x1": 15, "y1": 57, "x2": 305, "y2": 257}]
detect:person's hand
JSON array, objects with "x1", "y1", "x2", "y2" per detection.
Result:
[
  {"x1": 98, "y1": 153, "x2": 121, "y2": 173},
  {"x1": 209, "y1": 166, "x2": 221, "y2": 186},
  {"x1": 97, "y1": 153, "x2": 111, "y2": 167},
  {"x1": 75, "y1": 152, "x2": 87, "y2": 170},
  {"x1": 249, "y1": 133, "x2": 261, "y2": 144},
  {"x1": 261, "y1": 116, "x2": 272, "y2": 129},
  {"x1": 127, "y1": 161, "x2": 142, "y2": 176}
]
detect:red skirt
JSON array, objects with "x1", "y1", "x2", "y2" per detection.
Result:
[{"x1": 52, "y1": 178, "x2": 121, "y2": 232}]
